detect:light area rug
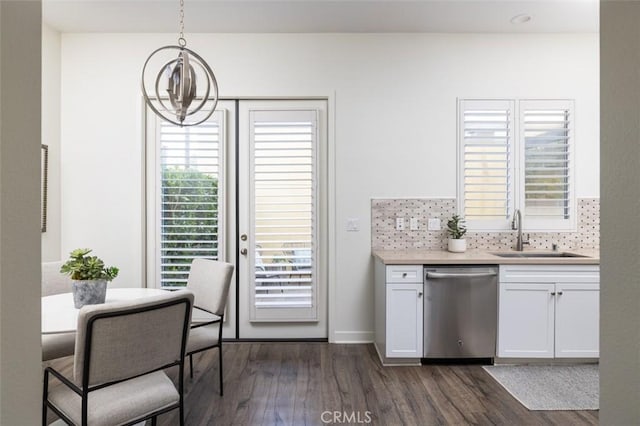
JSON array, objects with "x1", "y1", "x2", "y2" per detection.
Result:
[{"x1": 482, "y1": 364, "x2": 599, "y2": 411}]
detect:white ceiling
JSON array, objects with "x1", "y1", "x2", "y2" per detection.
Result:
[{"x1": 43, "y1": 0, "x2": 599, "y2": 34}]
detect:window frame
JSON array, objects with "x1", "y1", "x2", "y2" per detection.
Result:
[{"x1": 457, "y1": 98, "x2": 576, "y2": 232}]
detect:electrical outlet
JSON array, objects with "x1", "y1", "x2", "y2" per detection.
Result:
[
  {"x1": 427, "y1": 218, "x2": 441, "y2": 231},
  {"x1": 346, "y1": 218, "x2": 360, "y2": 232},
  {"x1": 395, "y1": 217, "x2": 405, "y2": 231},
  {"x1": 409, "y1": 217, "x2": 419, "y2": 231}
]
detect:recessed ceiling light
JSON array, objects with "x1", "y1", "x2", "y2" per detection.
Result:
[{"x1": 510, "y1": 14, "x2": 532, "y2": 24}]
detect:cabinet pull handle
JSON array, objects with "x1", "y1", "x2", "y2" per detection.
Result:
[
  {"x1": 418, "y1": 292, "x2": 423, "y2": 297},
  {"x1": 557, "y1": 291, "x2": 563, "y2": 296},
  {"x1": 550, "y1": 292, "x2": 556, "y2": 296},
  {"x1": 402, "y1": 272, "x2": 407, "y2": 278}
]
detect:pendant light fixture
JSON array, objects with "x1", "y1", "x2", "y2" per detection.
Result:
[{"x1": 141, "y1": 0, "x2": 218, "y2": 127}]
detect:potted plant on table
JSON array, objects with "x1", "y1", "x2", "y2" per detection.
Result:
[
  {"x1": 446, "y1": 215, "x2": 468, "y2": 253},
  {"x1": 60, "y1": 248, "x2": 119, "y2": 308}
]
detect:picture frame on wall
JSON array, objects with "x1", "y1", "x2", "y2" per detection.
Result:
[{"x1": 41, "y1": 144, "x2": 48, "y2": 233}]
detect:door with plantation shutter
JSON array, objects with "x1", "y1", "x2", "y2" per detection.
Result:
[
  {"x1": 147, "y1": 103, "x2": 229, "y2": 289},
  {"x1": 147, "y1": 99, "x2": 327, "y2": 339},
  {"x1": 238, "y1": 100, "x2": 327, "y2": 338}
]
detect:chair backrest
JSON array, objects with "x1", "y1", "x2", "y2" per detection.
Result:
[
  {"x1": 42, "y1": 261, "x2": 74, "y2": 297},
  {"x1": 187, "y1": 259, "x2": 234, "y2": 316},
  {"x1": 73, "y1": 290, "x2": 193, "y2": 388}
]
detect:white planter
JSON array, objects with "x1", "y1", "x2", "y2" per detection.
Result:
[{"x1": 448, "y1": 238, "x2": 467, "y2": 253}]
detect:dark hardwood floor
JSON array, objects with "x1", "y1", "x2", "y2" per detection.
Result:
[{"x1": 46, "y1": 343, "x2": 598, "y2": 425}]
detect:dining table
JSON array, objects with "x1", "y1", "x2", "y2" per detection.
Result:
[{"x1": 42, "y1": 287, "x2": 216, "y2": 334}]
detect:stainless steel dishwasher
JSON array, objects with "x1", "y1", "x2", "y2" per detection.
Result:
[{"x1": 423, "y1": 266, "x2": 498, "y2": 359}]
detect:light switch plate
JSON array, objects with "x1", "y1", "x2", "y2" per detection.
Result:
[
  {"x1": 409, "y1": 217, "x2": 419, "y2": 231},
  {"x1": 427, "y1": 218, "x2": 441, "y2": 231},
  {"x1": 395, "y1": 217, "x2": 405, "y2": 231}
]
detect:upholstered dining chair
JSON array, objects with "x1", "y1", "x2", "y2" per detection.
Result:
[
  {"x1": 42, "y1": 261, "x2": 76, "y2": 361},
  {"x1": 185, "y1": 258, "x2": 234, "y2": 396},
  {"x1": 42, "y1": 290, "x2": 194, "y2": 426}
]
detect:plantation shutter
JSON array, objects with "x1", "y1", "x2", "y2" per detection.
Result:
[
  {"x1": 520, "y1": 100, "x2": 575, "y2": 229},
  {"x1": 157, "y1": 112, "x2": 224, "y2": 288},
  {"x1": 459, "y1": 99, "x2": 515, "y2": 230},
  {"x1": 249, "y1": 109, "x2": 317, "y2": 321}
]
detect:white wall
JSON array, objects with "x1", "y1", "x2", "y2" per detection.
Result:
[
  {"x1": 0, "y1": 1, "x2": 42, "y2": 424},
  {"x1": 42, "y1": 24, "x2": 61, "y2": 262},
  {"x1": 59, "y1": 33, "x2": 599, "y2": 340},
  {"x1": 600, "y1": 2, "x2": 640, "y2": 422}
]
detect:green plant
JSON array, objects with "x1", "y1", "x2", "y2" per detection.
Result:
[
  {"x1": 60, "y1": 248, "x2": 119, "y2": 281},
  {"x1": 446, "y1": 215, "x2": 467, "y2": 239}
]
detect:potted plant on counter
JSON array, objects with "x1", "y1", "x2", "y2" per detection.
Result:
[
  {"x1": 60, "y1": 248, "x2": 119, "y2": 308},
  {"x1": 446, "y1": 215, "x2": 467, "y2": 253}
]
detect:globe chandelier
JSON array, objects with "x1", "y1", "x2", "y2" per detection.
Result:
[{"x1": 141, "y1": 0, "x2": 218, "y2": 127}]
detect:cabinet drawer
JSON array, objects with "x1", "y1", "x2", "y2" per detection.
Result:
[
  {"x1": 500, "y1": 264, "x2": 600, "y2": 283},
  {"x1": 386, "y1": 265, "x2": 423, "y2": 283}
]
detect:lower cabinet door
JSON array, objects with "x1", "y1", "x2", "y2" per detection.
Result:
[
  {"x1": 386, "y1": 283, "x2": 423, "y2": 358},
  {"x1": 555, "y1": 283, "x2": 600, "y2": 358},
  {"x1": 498, "y1": 283, "x2": 555, "y2": 358}
]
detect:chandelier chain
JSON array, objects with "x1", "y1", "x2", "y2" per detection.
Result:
[{"x1": 178, "y1": 0, "x2": 186, "y2": 47}]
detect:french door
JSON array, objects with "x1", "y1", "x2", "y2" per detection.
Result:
[{"x1": 146, "y1": 99, "x2": 327, "y2": 339}]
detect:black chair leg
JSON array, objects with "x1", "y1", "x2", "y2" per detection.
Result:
[
  {"x1": 219, "y1": 344, "x2": 223, "y2": 396},
  {"x1": 189, "y1": 354, "x2": 193, "y2": 379},
  {"x1": 42, "y1": 369, "x2": 49, "y2": 426}
]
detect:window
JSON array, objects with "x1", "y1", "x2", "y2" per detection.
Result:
[
  {"x1": 147, "y1": 109, "x2": 225, "y2": 288},
  {"x1": 458, "y1": 99, "x2": 575, "y2": 231}
]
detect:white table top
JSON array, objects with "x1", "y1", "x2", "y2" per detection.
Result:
[{"x1": 42, "y1": 288, "x2": 216, "y2": 334}]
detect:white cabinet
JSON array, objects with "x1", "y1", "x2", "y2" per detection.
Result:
[
  {"x1": 555, "y1": 283, "x2": 600, "y2": 357},
  {"x1": 499, "y1": 283, "x2": 555, "y2": 358},
  {"x1": 386, "y1": 283, "x2": 423, "y2": 358},
  {"x1": 374, "y1": 261, "x2": 423, "y2": 364},
  {"x1": 498, "y1": 265, "x2": 599, "y2": 359}
]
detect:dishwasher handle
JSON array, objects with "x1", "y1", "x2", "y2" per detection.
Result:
[{"x1": 426, "y1": 271, "x2": 497, "y2": 279}]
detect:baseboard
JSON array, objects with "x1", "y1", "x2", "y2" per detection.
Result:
[
  {"x1": 494, "y1": 357, "x2": 599, "y2": 365},
  {"x1": 331, "y1": 330, "x2": 374, "y2": 344}
]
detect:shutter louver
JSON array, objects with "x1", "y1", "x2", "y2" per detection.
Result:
[
  {"x1": 522, "y1": 105, "x2": 572, "y2": 221},
  {"x1": 251, "y1": 113, "x2": 316, "y2": 315},
  {"x1": 461, "y1": 100, "x2": 514, "y2": 226},
  {"x1": 159, "y1": 120, "x2": 221, "y2": 287}
]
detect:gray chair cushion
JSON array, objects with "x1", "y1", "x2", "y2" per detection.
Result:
[
  {"x1": 187, "y1": 259, "x2": 234, "y2": 316},
  {"x1": 74, "y1": 290, "x2": 193, "y2": 387},
  {"x1": 42, "y1": 333, "x2": 75, "y2": 361},
  {"x1": 42, "y1": 262, "x2": 76, "y2": 361},
  {"x1": 42, "y1": 261, "x2": 73, "y2": 297},
  {"x1": 186, "y1": 323, "x2": 220, "y2": 354},
  {"x1": 48, "y1": 371, "x2": 179, "y2": 426}
]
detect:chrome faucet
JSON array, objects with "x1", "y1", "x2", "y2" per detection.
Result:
[{"x1": 511, "y1": 209, "x2": 530, "y2": 251}]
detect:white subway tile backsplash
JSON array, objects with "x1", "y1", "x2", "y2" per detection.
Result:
[{"x1": 371, "y1": 198, "x2": 599, "y2": 251}]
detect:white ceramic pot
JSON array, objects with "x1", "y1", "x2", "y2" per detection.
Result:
[{"x1": 448, "y1": 238, "x2": 467, "y2": 253}]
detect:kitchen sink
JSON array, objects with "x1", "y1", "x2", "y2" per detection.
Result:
[{"x1": 491, "y1": 252, "x2": 589, "y2": 258}]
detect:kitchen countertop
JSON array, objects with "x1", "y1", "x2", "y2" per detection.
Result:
[{"x1": 372, "y1": 248, "x2": 600, "y2": 265}]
